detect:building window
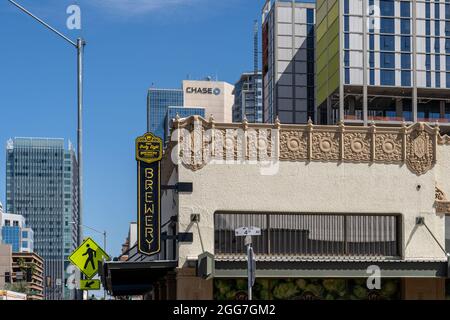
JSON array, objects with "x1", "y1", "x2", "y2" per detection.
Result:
[
  {"x1": 381, "y1": 53, "x2": 395, "y2": 69},
  {"x1": 400, "y1": 19, "x2": 411, "y2": 35},
  {"x1": 401, "y1": 71, "x2": 411, "y2": 87},
  {"x1": 401, "y1": 53, "x2": 411, "y2": 69},
  {"x1": 344, "y1": 34, "x2": 349, "y2": 49},
  {"x1": 380, "y1": 70, "x2": 395, "y2": 86},
  {"x1": 380, "y1": 36, "x2": 395, "y2": 51},
  {"x1": 400, "y1": 1, "x2": 410, "y2": 17},
  {"x1": 215, "y1": 213, "x2": 400, "y2": 257},
  {"x1": 307, "y1": 9, "x2": 314, "y2": 24},
  {"x1": 369, "y1": 52, "x2": 375, "y2": 68},
  {"x1": 380, "y1": 1, "x2": 394, "y2": 16},
  {"x1": 380, "y1": 18, "x2": 395, "y2": 34}
]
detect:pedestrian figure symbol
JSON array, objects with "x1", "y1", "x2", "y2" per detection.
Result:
[
  {"x1": 68, "y1": 238, "x2": 110, "y2": 279},
  {"x1": 82, "y1": 244, "x2": 97, "y2": 270}
]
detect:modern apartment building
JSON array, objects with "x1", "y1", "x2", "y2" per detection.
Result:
[
  {"x1": 5, "y1": 138, "x2": 79, "y2": 300},
  {"x1": 262, "y1": 0, "x2": 316, "y2": 124},
  {"x1": 232, "y1": 72, "x2": 263, "y2": 123},
  {"x1": 12, "y1": 252, "x2": 44, "y2": 300},
  {"x1": 317, "y1": 0, "x2": 450, "y2": 128},
  {"x1": 0, "y1": 204, "x2": 34, "y2": 253}
]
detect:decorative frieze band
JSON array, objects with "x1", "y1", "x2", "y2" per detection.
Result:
[{"x1": 168, "y1": 116, "x2": 442, "y2": 176}]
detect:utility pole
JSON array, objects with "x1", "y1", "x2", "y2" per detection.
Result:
[{"x1": 8, "y1": 0, "x2": 86, "y2": 300}]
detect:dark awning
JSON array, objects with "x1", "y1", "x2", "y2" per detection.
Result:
[
  {"x1": 214, "y1": 257, "x2": 450, "y2": 278},
  {"x1": 101, "y1": 260, "x2": 177, "y2": 296}
]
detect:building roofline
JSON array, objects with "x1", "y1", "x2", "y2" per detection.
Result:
[
  {"x1": 12, "y1": 137, "x2": 65, "y2": 141},
  {"x1": 148, "y1": 88, "x2": 182, "y2": 92}
]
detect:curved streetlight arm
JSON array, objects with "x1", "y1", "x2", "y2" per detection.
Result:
[
  {"x1": 8, "y1": 0, "x2": 77, "y2": 47},
  {"x1": 70, "y1": 222, "x2": 106, "y2": 251}
]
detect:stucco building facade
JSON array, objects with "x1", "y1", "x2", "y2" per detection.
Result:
[{"x1": 104, "y1": 116, "x2": 450, "y2": 300}]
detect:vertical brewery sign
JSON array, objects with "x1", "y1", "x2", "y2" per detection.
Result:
[{"x1": 136, "y1": 133, "x2": 163, "y2": 255}]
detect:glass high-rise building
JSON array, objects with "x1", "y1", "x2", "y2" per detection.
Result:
[
  {"x1": 262, "y1": 0, "x2": 316, "y2": 124},
  {"x1": 147, "y1": 88, "x2": 184, "y2": 139},
  {"x1": 317, "y1": 0, "x2": 450, "y2": 128},
  {"x1": 233, "y1": 72, "x2": 263, "y2": 123},
  {"x1": 5, "y1": 138, "x2": 79, "y2": 300}
]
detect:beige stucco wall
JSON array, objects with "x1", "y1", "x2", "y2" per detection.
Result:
[
  {"x1": 168, "y1": 160, "x2": 448, "y2": 267},
  {"x1": 183, "y1": 80, "x2": 234, "y2": 123},
  {"x1": 0, "y1": 245, "x2": 12, "y2": 288}
]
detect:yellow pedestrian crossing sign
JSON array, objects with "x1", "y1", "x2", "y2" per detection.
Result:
[
  {"x1": 80, "y1": 279, "x2": 101, "y2": 291},
  {"x1": 69, "y1": 238, "x2": 110, "y2": 279}
]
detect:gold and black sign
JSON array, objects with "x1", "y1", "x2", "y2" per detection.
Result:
[
  {"x1": 136, "y1": 133, "x2": 163, "y2": 256},
  {"x1": 136, "y1": 133, "x2": 163, "y2": 164}
]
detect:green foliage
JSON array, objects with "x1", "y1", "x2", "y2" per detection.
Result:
[
  {"x1": 214, "y1": 278, "x2": 400, "y2": 301},
  {"x1": 4, "y1": 281, "x2": 30, "y2": 295}
]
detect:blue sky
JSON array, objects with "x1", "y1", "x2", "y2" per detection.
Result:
[{"x1": 0, "y1": 0, "x2": 269, "y2": 257}]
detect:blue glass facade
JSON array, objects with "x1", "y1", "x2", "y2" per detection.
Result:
[
  {"x1": 2, "y1": 226, "x2": 20, "y2": 252},
  {"x1": 147, "y1": 89, "x2": 184, "y2": 139}
]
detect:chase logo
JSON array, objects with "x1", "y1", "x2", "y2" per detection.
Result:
[{"x1": 186, "y1": 87, "x2": 222, "y2": 96}]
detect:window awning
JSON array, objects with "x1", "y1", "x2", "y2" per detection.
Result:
[
  {"x1": 100, "y1": 260, "x2": 177, "y2": 296},
  {"x1": 213, "y1": 257, "x2": 450, "y2": 279}
]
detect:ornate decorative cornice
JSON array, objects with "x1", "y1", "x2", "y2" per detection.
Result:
[
  {"x1": 165, "y1": 117, "x2": 445, "y2": 176},
  {"x1": 435, "y1": 187, "x2": 450, "y2": 214}
]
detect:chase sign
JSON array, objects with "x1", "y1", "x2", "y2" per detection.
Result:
[{"x1": 186, "y1": 87, "x2": 221, "y2": 96}]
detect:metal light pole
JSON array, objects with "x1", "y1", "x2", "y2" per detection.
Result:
[{"x1": 7, "y1": 0, "x2": 85, "y2": 247}]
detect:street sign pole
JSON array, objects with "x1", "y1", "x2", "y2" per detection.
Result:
[
  {"x1": 236, "y1": 227, "x2": 260, "y2": 301},
  {"x1": 245, "y1": 236, "x2": 254, "y2": 301}
]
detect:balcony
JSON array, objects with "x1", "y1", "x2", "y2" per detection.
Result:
[{"x1": 342, "y1": 111, "x2": 450, "y2": 125}]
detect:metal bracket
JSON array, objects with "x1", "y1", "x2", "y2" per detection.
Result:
[
  {"x1": 161, "y1": 233, "x2": 193, "y2": 243},
  {"x1": 416, "y1": 217, "x2": 425, "y2": 225},
  {"x1": 161, "y1": 182, "x2": 193, "y2": 193}
]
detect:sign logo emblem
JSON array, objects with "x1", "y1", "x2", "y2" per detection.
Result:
[
  {"x1": 136, "y1": 133, "x2": 163, "y2": 164},
  {"x1": 68, "y1": 238, "x2": 110, "y2": 279}
]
